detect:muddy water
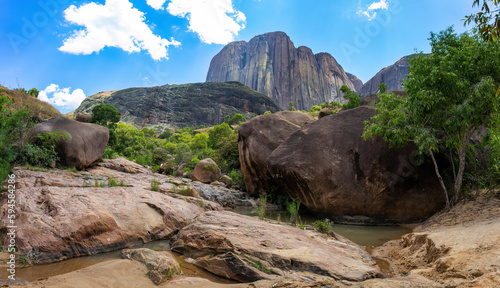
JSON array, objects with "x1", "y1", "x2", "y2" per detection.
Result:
[
  {"x1": 0, "y1": 240, "x2": 236, "y2": 286},
  {"x1": 231, "y1": 207, "x2": 413, "y2": 247}
]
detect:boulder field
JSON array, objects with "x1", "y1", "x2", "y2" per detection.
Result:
[{"x1": 239, "y1": 106, "x2": 446, "y2": 224}]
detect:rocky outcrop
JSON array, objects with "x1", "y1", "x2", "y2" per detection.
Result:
[
  {"x1": 170, "y1": 211, "x2": 383, "y2": 283},
  {"x1": 360, "y1": 56, "x2": 411, "y2": 97},
  {"x1": 34, "y1": 117, "x2": 109, "y2": 169},
  {"x1": 373, "y1": 197, "x2": 500, "y2": 288},
  {"x1": 191, "y1": 158, "x2": 221, "y2": 183},
  {"x1": 75, "y1": 113, "x2": 91, "y2": 123},
  {"x1": 71, "y1": 82, "x2": 281, "y2": 128},
  {"x1": 238, "y1": 111, "x2": 313, "y2": 195},
  {"x1": 206, "y1": 31, "x2": 356, "y2": 110},
  {"x1": 346, "y1": 72, "x2": 363, "y2": 92},
  {"x1": 120, "y1": 248, "x2": 181, "y2": 285},
  {"x1": 266, "y1": 106, "x2": 446, "y2": 224},
  {"x1": 0, "y1": 160, "x2": 225, "y2": 264}
]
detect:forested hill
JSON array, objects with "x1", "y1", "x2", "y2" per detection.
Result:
[{"x1": 70, "y1": 82, "x2": 282, "y2": 128}]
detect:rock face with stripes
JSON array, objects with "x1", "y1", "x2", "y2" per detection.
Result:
[
  {"x1": 359, "y1": 55, "x2": 411, "y2": 97},
  {"x1": 206, "y1": 31, "x2": 356, "y2": 110}
]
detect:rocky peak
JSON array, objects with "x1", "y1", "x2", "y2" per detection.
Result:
[
  {"x1": 359, "y1": 55, "x2": 411, "y2": 96},
  {"x1": 206, "y1": 31, "x2": 356, "y2": 110},
  {"x1": 346, "y1": 72, "x2": 363, "y2": 92}
]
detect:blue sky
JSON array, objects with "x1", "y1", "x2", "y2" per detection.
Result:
[{"x1": 0, "y1": 0, "x2": 479, "y2": 113}]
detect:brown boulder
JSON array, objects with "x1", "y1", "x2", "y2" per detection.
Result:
[
  {"x1": 190, "y1": 158, "x2": 221, "y2": 183},
  {"x1": 267, "y1": 106, "x2": 446, "y2": 224},
  {"x1": 318, "y1": 108, "x2": 331, "y2": 119},
  {"x1": 75, "y1": 113, "x2": 92, "y2": 123},
  {"x1": 120, "y1": 248, "x2": 181, "y2": 285},
  {"x1": 34, "y1": 117, "x2": 109, "y2": 169},
  {"x1": 170, "y1": 211, "x2": 382, "y2": 283},
  {"x1": 238, "y1": 111, "x2": 313, "y2": 195}
]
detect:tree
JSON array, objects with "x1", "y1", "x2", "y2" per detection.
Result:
[
  {"x1": 287, "y1": 101, "x2": 296, "y2": 111},
  {"x1": 363, "y1": 27, "x2": 500, "y2": 210},
  {"x1": 91, "y1": 104, "x2": 121, "y2": 126},
  {"x1": 28, "y1": 88, "x2": 39, "y2": 98},
  {"x1": 340, "y1": 85, "x2": 362, "y2": 109},
  {"x1": 464, "y1": 0, "x2": 500, "y2": 43}
]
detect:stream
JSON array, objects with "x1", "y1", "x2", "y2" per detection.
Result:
[{"x1": 0, "y1": 208, "x2": 413, "y2": 285}]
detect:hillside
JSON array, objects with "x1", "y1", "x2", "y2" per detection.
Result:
[
  {"x1": 359, "y1": 56, "x2": 411, "y2": 97},
  {"x1": 71, "y1": 82, "x2": 281, "y2": 128},
  {"x1": 0, "y1": 86, "x2": 62, "y2": 119},
  {"x1": 206, "y1": 31, "x2": 356, "y2": 110}
]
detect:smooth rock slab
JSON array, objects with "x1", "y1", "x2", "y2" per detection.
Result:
[
  {"x1": 0, "y1": 170, "x2": 206, "y2": 264},
  {"x1": 170, "y1": 211, "x2": 382, "y2": 283}
]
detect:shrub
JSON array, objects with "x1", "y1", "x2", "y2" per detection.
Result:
[
  {"x1": 255, "y1": 195, "x2": 267, "y2": 220},
  {"x1": 108, "y1": 176, "x2": 125, "y2": 187},
  {"x1": 151, "y1": 179, "x2": 160, "y2": 191},
  {"x1": 313, "y1": 219, "x2": 334, "y2": 233},
  {"x1": 286, "y1": 199, "x2": 301, "y2": 225},
  {"x1": 229, "y1": 169, "x2": 245, "y2": 188}
]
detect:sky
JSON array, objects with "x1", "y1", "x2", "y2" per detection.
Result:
[{"x1": 0, "y1": 0, "x2": 480, "y2": 113}]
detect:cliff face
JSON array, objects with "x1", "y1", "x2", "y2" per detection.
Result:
[
  {"x1": 346, "y1": 73, "x2": 363, "y2": 92},
  {"x1": 71, "y1": 82, "x2": 281, "y2": 128},
  {"x1": 206, "y1": 31, "x2": 355, "y2": 110},
  {"x1": 359, "y1": 56, "x2": 410, "y2": 97}
]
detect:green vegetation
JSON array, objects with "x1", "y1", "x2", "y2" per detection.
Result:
[
  {"x1": 340, "y1": 85, "x2": 362, "y2": 109},
  {"x1": 288, "y1": 101, "x2": 296, "y2": 111},
  {"x1": 313, "y1": 219, "x2": 334, "y2": 233},
  {"x1": 108, "y1": 176, "x2": 125, "y2": 187},
  {"x1": 363, "y1": 27, "x2": 500, "y2": 208},
  {"x1": 150, "y1": 179, "x2": 160, "y2": 191},
  {"x1": 286, "y1": 199, "x2": 301, "y2": 225},
  {"x1": 172, "y1": 184, "x2": 190, "y2": 195},
  {"x1": 255, "y1": 195, "x2": 267, "y2": 220},
  {"x1": 24, "y1": 130, "x2": 71, "y2": 168},
  {"x1": 464, "y1": 0, "x2": 500, "y2": 42},
  {"x1": 251, "y1": 259, "x2": 272, "y2": 274}
]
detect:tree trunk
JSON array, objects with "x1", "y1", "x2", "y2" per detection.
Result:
[
  {"x1": 429, "y1": 149, "x2": 450, "y2": 210},
  {"x1": 453, "y1": 135, "x2": 471, "y2": 204}
]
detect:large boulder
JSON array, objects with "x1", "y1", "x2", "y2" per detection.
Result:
[
  {"x1": 190, "y1": 158, "x2": 221, "y2": 183},
  {"x1": 120, "y1": 248, "x2": 181, "y2": 285},
  {"x1": 267, "y1": 106, "x2": 446, "y2": 224},
  {"x1": 170, "y1": 211, "x2": 383, "y2": 283},
  {"x1": 238, "y1": 111, "x2": 313, "y2": 195},
  {"x1": 34, "y1": 117, "x2": 109, "y2": 169}
]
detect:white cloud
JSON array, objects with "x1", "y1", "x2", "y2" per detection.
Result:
[
  {"x1": 39, "y1": 84, "x2": 87, "y2": 110},
  {"x1": 167, "y1": 0, "x2": 246, "y2": 45},
  {"x1": 59, "y1": 0, "x2": 180, "y2": 60},
  {"x1": 146, "y1": 0, "x2": 167, "y2": 10},
  {"x1": 368, "y1": 0, "x2": 388, "y2": 11},
  {"x1": 358, "y1": 0, "x2": 389, "y2": 21}
]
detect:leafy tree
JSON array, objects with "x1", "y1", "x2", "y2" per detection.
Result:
[
  {"x1": 464, "y1": 0, "x2": 500, "y2": 42},
  {"x1": 230, "y1": 113, "x2": 245, "y2": 125},
  {"x1": 309, "y1": 105, "x2": 321, "y2": 113},
  {"x1": 340, "y1": 85, "x2": 362, "y2": 109},
  {"x1": 28, "y1": 88, "x2": 39, "y2": 98},
  {"x1": 287, "y1": 101, "x2": 296, "y2": 111},
  {"x1": 190, "y1": 133, "x2": 209, "y2": 151},
  {"x1": 363, "y1": 27, "x2": 500, "y2": 209},
  {"x1": 91, "y1": 104, "x2": 121, "y2": 126},
  {"x1": 208, "y1": 123, "x2": 232, "y2": 149}
]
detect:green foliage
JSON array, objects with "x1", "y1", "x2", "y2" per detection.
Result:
[
  {"x1": 377, "y1": 82, "x2": 387, "y2": 93},
  {"x1": 251, "y1": 259, "x2": 272, "y2": 274},
  {"x1": 256, "y1": 195, "x2": 267, "y2": 220},
  {"x1": 224, "y1": 113, "x2": 246, "y2": 125},
  {"x1": 94, "y1": 179, "x2": 106, "y2": 188},
  {"x1": 287, "y1": 101, "x2": 296, "y2": 111},
  {"x1": 286, "y1": 199, "x2": 301, "y2": 225},
  {"x1": 263, "y1": 111, "x2": 272, "y2": 115},
  {"x1": 208, "y1": 122, "x2": 232, "y2": 149},
  {"x1": 91, "y1": 104, "x2": 121, "y2": 126},
  {"x1": 309, "y1": 105, "x2": 321, "y2": 113},
  {"x1": 363, "y1": 27, "x2": 500, "y2": 207},
  {"x1": 213, "y1": 133, "x2": 240, "y2": 173},
  {"x1": 28, "y1": 88, "x2": 39, "y2": 98},
  {"x1": 313, "y1": 219, "x2": 334, "y2": 233},
  {"x1": 108, "y1": 176, "x2": 125, "y2": 187},
  {"x1": 340, "y1": 85, "x2": 362, "y2": 109},
  {"x1": 229, "y1": 169, "x2": 245, "y2": 187},
  {"x1": 172, "y1": 184, "x2": 190, "y2": 195},
  {"x1": 24, "y1": 130, "x2": 70, "y2": 168},
  {"x1": 0, "y1": 95, "x2": 34, "y2": 182},
  {"x1": 150, "y1": 179, "x2": 160, "y2": 191},
  {"x1": 464, "y1": 0, "x2": 500, "y2": 42},
  {"x1": 140, "y1": 127, "x2": 156, "y2": 138}
]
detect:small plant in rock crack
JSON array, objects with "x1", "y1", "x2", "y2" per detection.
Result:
[
  {"x1": 313, "y1": 218, "x2": 334, "y2": 233},
  {"x1": 151, "y1": 179, "x2": 160, "y2": 191},
  {"x1": 255, "y1": 194, "x2": 267, "y2": 220}
]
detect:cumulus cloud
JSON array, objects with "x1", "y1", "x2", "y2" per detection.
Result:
[
  {"x1": 146, "y1": 0, "x2": 167, "y2": 10},
  {"x1": 59, "y1": 0, "x2": 180, "y2": 60},
  {"x1": 358, "y1": 0, "x2": 389, "y2": 21},
  {"x1": 39, "y1": 84, "x2": 87, "y2": 110},
  {"x1": 167, "y1": 0, "x2": 246, "y2": 44}
]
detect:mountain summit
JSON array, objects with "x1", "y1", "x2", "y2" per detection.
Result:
[{"x1": 206, "y1": 31, "x2": 356, "y2": 110}]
